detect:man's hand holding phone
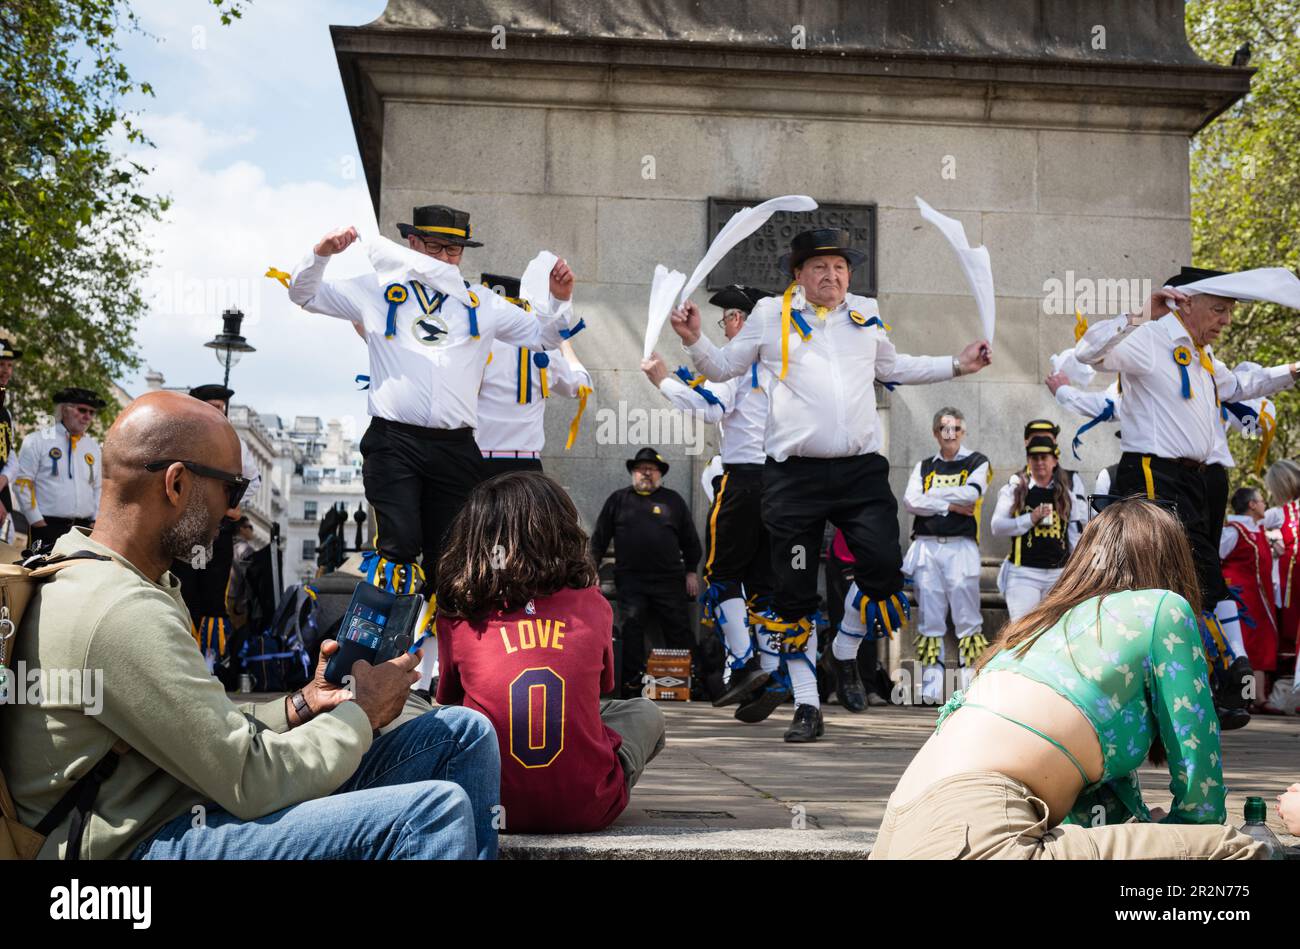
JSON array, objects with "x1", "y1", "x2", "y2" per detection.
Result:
[{"x1": 289, "y1": 640, "x2": 421, "y2": 730}]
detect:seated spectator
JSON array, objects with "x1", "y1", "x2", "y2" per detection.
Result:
[
  {"x1": 0, "y1": 391, "x2": 500, "y2": 860},
  {"x1": 436, "y1": 471, "x2": 666, "y2": 834},
  {"x1": 871, "y1": 499, "x2": 1266, "y2": 860}
]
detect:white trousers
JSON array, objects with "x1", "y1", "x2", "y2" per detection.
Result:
[
  {"x1": 1001, "y1": 563, "x2": 1063, "y2": 621},
  {"x1": 907, "y1": 536, "x2": 983, "y2": 639}
]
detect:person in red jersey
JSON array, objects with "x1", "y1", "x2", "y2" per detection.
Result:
[{"x1": 435, "y1": 471, "x2": 666, "y2": 833}]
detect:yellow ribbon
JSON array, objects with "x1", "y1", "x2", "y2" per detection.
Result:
[
  {"x1": 265, "y1": 267, "x2": 291, "y2": 289},
  {"x1": 565, "y1": 385, "x2": 592, "y2": 450},
  {"x1": 778, "y1": 281, "x2": 799, "y2": 380},
  {"x1": 1254, "y1": 408, "x2": 1276, "y2": 476},
  {"x1": 1073, "y1": 309, "x2": 1088, "y2": 343}
]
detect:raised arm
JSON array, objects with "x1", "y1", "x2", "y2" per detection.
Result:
[
  {"x1": 287, "y1": 226, "x2": 374, "y2": 324},
  {"x1": 544, "y1": 344, "x2": 594, "y2": 399},
  {"x1": 1213, "y1": 358, "x2": 1298, "y2": 404},
  {"x1": 1074, "y1": 287, "x2": 1188, "y2": 371},
  {"x1": 492, "y1": 259, "x2": 582, "y2": 351},
  {"x1": 673, "y1": 300, "x2": 760, "y2": 382},
  {"x1": 643, "y1": 352, "x2": 730, "y2": 423},
  {"x1": 876, "y1": 332, "x2": 989, "y2": 386}
]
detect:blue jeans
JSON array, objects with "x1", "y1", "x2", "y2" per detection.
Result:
[{"x1": 132, "y1": 705, "x2": 500, "y2": 860}]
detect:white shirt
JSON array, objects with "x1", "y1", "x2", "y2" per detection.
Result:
[
  {"x1": 289, "y1": 252, "x2": 579, "y2": 430},
  {"x1": 989, "y1": 470, "x2": 1090, "y2": 550},
  {"x1": 476, "y1": 337, "x2": 593, "y2": 453},
  {"x1": 903, "y1": 446, "x2": 991, "y2": 517},
  {"x1": 1054, "y1": 382, "x2": 1236, "y2": 467},
  {"x1": 656, "y1": 364, "x2": 769, "y2": 465},
  {"x1": 684, "y1": 292, "x2": 952, "y2": 462},
  {"x1": 13, "y1": 421, "x2": 101, "y2": 522},
  {"x1": 1073, "y1": 313, "x2": 1294, "y2": 463}
]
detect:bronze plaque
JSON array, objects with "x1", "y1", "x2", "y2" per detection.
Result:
[{"x1": 705, "y1": 199, "x2": 877, "y2": 297}]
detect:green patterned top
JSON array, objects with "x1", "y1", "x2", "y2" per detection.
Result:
[{"x1": 938, "y1": 589, "x2": 1226, "y2": 827}]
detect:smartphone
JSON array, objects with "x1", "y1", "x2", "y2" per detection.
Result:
[{"x1": 324, "y1": 583, "x2": 419, "y2": 686}]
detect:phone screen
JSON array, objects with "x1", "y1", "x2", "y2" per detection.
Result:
[{"x1": 342, "y1": 605, "x2": 388, "y2": 652}]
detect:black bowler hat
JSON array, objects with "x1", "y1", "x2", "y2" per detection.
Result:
[
  {"x1": 1024, "y1": 419, "x2": 1060, "y2": 443},
  {"x1": 0, "y1": 339, "x2": 22, "y2": 360},
  {"x1": 1165, "y1": 266, "x2": 1229, "y2": 288},
  {"x1": 708, "y1": 285, "x2": 775, "y2": 315},
  {"x1": 397, "y1": 204, "x2": 483, "y2": 247},
  {"x1": 480, "y1": 273, "x2": 528, "y2": 307},
  {"x1": 190, "y1": 383, "x2": 235, "y2": 404},
  {"x1": 52, "y1": 386, "x2": 106, "y2": 409},
  {"x1": 626, "y1": 447, "x2": 669, "y2": 475},
  {"x1": 1026, "y1": 434, "x2": 1060, "y2": 457},
  {"x1": 778, "y1": 228, "x2": 866, "y2": 275}
]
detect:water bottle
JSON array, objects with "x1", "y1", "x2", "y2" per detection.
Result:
[{"x1": 1239, "y1": 796, "x2": 1285, "y2": 859}]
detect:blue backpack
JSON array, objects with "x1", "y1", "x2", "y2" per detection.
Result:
[{"x1": 237, "y1": 584, "x2": 315, "y2": 692}]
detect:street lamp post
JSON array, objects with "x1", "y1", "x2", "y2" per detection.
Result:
[{"x1": 203, "y1": 308, "x2": 256, "y2": 389}]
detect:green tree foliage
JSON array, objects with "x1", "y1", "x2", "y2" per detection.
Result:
[
  {"x1": 1186, "y1": 1, "x2": 1300, "y2": 478},
  {"x1": 0, "y1": 0, "x2": 246, "y2": 431}
]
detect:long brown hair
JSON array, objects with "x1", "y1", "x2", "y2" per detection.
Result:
[
  {"x1": 977, "y1": 498, "x2": 1203, "y2": 765},
  {"x1": 1011, "y1": 458, "x2": 1073, "y2": 527},
  {"x1": 436, "y1": 472, "x2": 599, "y2": 621}
]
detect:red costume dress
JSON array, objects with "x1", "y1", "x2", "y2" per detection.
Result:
[
  {"x1": 1222, "y1": 515, "x2": 1279, "y2": 672},
  {"x1": 1276, "y1": 500, "x2": 1300, "y2": 664}
]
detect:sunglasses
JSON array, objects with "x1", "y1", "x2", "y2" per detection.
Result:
[
  {"x1": 1088, "y1": 493, "x2": 1179, "y2": 516},
  {"x1": 145, "y1": 460, "x2": 250, "y2": 509}
]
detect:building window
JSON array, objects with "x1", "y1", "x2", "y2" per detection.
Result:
[
  {"x1": 302, "y1": 539, "x2": 317, "y2": 560},
  {"x1": 303, "y1": 501, "x2": 317, "y2": 520}
]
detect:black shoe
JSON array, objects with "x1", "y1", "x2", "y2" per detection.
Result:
[
  {"x1": 1223, "y1": 656, "x2": 1253, "y2": 709},
  {"x1": 783, "y1": 703, "x2": 824, "y2": 742},
  {"x1": 713, "y1": 656, "x2": 770, "y2": 707},
  {"x1": 735, "y1": 678, "x2": 792, "y2": 723},
  {"x1": 824, "y1": 651, "x2": 867, "y2": 713},
  {"x1": 1217, "y1": 705, "x2": 1251, "y2": 731}
]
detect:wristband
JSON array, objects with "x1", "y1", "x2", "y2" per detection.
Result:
[
  {"x1": 291, "y1": 690, "x2": 315, "y2": 724},
  {"x1": 952, "y1": 355, "x2": 963, "y2": 378}
]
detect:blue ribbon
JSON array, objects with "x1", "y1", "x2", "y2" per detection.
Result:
[
  {"x1": 751, "y1": 362, "x2": 759, "y2": 388},
  {"x1": 673, "y1": 367, "x2": 723, "y2": 408},
  {"x1": 383, "y1": 282, "x2": 408, "y2": 338},
  {"x1": 1071, "y1": 398, "x2": 1116, "y2": 460},
  {"x1": 355, "y1": 374, "x2": 370, "y2": 390},
  {"x1": 1221, "y1": 400, "x2": 1258, "y2": 430},
  {"x1": 789, "y1": 308, "x2": 813, "y2": 339},
  {"x1": 462, "y1": 281, "x2": 480, "y2": 338},
  {"x1": 559, "y1": 318, "x2": 586, "y2": 340}
]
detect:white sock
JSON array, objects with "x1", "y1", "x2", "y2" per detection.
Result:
[
  {"x1": 758, "y1": 645, "x2": 780, "y2": 673},
  {"x1": 788, "y1": 635, "x2": 820, "y2": 708},
  {"x1": 719, "y1": 597, "x2": 753, "y2": 665},
  {"x1": 1214, "y1": 599, "x2": 1247, "y2": 658}
]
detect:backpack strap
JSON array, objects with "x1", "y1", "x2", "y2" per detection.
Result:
[
  {"x1": 22, "y1": 550, "x2": 111, "y2": 578},
  {"x1": 33, "y1": 739, "x2": 130, "y2": 861}
]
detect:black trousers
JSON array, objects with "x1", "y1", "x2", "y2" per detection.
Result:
[
  {"x1": 702, "y1": 465, "x2": 773, "y2": 603},
  {"x1": 615, "y1": 576, "x2": 693, "y2": 689},
  {"x1": 27, "y1": 516, "x2": 93, "y2": 555},
  {"x1": 762, "y1": 452, "x2": 902, "y2": 620},
  {"x1": 359, "y1": 419, "x2": 486, "y2": 584},
  {"x1": 1113, "y1": 453, "x2": 1228, "y2": 607},
  {"x1": 481, "y1": 457, "x2": 544, "y2": 477}
]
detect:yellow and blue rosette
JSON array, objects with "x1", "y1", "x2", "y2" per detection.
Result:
[
  {"x1": 1172, "y1": 345, "x2": 1193, "y2": 399},
  {"x1": 383, "y1": 283, "x2": 409, "y2": 338}
]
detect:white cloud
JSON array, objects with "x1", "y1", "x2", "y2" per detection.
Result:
[{"x1": 127, "y1": 110, "x2": 380, "y2": 433}]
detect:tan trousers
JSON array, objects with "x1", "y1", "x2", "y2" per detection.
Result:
[
  {"x1": 868, "y1": 771, "x2": 1267, "y2": 860},
  {"x1": 600, "y1": 697, "x2": 666, "y2": 790}
]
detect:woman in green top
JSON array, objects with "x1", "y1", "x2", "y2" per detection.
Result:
[{"x1": 871, "y1": 499, "x2": 1265, "y2": 859}]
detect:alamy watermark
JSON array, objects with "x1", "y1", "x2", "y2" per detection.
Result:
[
  {"x1": 0, "y1": 662, "x2": 104, "y2": 715},
  {"x1": 1041, "y1": 270, "x2": 1151, "y2": 318},
  {"x1": 594, "y1": 401, "x2": 708, "y2": 456}
]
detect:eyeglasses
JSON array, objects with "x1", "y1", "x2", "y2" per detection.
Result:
[
  {"x1": 1088, "y1": 494, "x2": 1179, "y2": 516},
  {"x1": 716, "y1": 310, "x2": 746, "y2": 330},
  {"x1": 419, "y1": 239, "x2": 464, "y2": 259},
  {"x1": 144, "y1": 460, "x2": 250, "y2": 509},
  {"x1": 68, "y1": 405, "x2": 97, "y2": 416}
]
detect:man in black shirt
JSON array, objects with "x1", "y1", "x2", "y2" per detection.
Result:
[{"x1": 591, "y1": 447, "x2": 702, "y2": 696}]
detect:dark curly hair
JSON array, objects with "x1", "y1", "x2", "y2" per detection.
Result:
[{"x1": 435, "y1": 471, "x2": 599, "y2": 621}]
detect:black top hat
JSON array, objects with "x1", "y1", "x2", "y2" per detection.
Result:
[
  {"x1": 1165, "y1": 266, "x2": 1230, "y2": 288},
  {"x1": 0, "y1": 338, "x2": 23, "y2": 360},
  {"x1": 626, "y1": 447, "x2": 669, "y2": 475},
  {"x1": 480, "y1": 273, "x2": 527, "y2": 307},
  {"x1": 1026, "y1": 434, "x2": 1060, "y2": 457},
  {"x1": 52, "y1": 386, "x2": 106, "y2": 409},
  {"x1": 708, "y1": 285, "x2": 775, "y2": 315},
  {"x1": 1023, "y1": 419, "x2": 1060, "y2": 443},
  {"x1": 190, "y1": 383, "x2": 235, "y2": 404},
  {"x1": 397, "y1": 205, "x2": 483, "y2": 247},
  {"x1": 778, "y1": 228, "x2": 867, "y2": 275}
]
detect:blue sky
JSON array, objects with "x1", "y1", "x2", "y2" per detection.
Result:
[{"x1": 119, "y1": 0, "x2": 390, "y2": 435}]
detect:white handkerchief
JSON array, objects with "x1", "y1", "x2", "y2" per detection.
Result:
[
  {"x1": 644, "y1": 265, "x2": 686, "y2": 360},
  {"x1": 1050, "y1": 348, "x2": 1096, "y2": 387},
  {"x1": 679, "y1": 195, "x2": 818, "y2": 304},
  {"x1": 366, "y1": 236, "x2": 472, "y2": 305},
  {"x1": 520, "y1": 250, "x2": 559, "y2": 310},
  {"x1": 1169, "y1": 267, "x2": 1300, "y2": 310},
  {"x1": 915, "y1": 196, "x2": 996, "y2": 345}
]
